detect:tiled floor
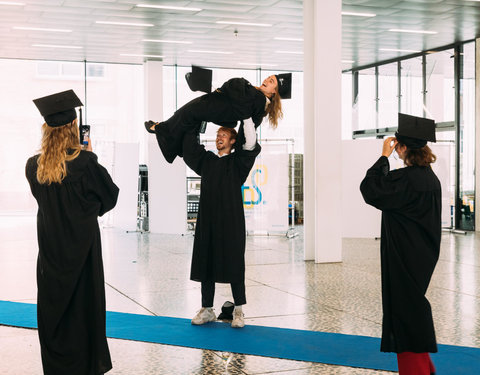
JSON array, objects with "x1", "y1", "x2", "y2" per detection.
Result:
[{"x1": 1, "y1": 215, "x2": 479, "y2": 374}]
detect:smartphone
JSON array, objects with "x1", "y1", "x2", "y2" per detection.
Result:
[{"x1": 80, "y1": 124, "x2": 90, "y2": 146}]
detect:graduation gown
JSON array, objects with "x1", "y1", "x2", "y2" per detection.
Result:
[
  {"x1": 360, "y1": 156, "x2": 441, "y2": 353},
  {"x1": 25, "y1": 151, "x2": 119, "y2": 375},
  {"x1": 183, "y1": 130, "x2": 261, "y2": 283},
  {"x1": 155, "y1": 77, "x2": 266, "y2": 163}
]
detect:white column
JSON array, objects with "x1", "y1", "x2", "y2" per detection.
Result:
[
  {"x1": 303, "y1": 0, "x2": 342, "y2": 262},
  {"x1": 475, "y1": 39, "x2": 480, "y2": 231},
  {"x1": 144, "y1": 60, "x2": 187, "y2": 234}
]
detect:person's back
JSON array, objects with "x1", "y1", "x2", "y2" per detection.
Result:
[
  {"x1": 27, "y1": 90, "x2": 119, "y2": 375},
  {"x1": 360, "y1": 113, "x2": 440, "y2": 375}
]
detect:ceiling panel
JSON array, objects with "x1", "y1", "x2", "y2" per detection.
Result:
[{"x1": 0, "y1": 0, "x2": 479, "y2": 71}]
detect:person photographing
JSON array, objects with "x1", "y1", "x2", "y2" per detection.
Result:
[
  {"x1": 360, "y1": 113, "x2": 441, "y2": 375},
  {"x1": 26, "y1": 90, "x2": 119, "y2": 375}
]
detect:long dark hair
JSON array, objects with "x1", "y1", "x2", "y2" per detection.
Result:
[{"x1": 399, "y1": 142, "x2": 437, "y2": 167}]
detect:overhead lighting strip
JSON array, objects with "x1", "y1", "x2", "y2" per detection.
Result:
[
  {"x1": 389, "y1": 28, "x2": 437, "y2": 34},
  {"x1": 238, "y1": 63, "x2": 278, "y2": 67},
  {"x1": 216, "y1": 21, "x2": 272, "y2": 27},
  {"x1": 188, "y1": 50, "x2": 233, "y2": 55},
  {"x1": 120, "y1": 53, "x2": 164, "y2": 58},
  {"x1": 379, "y1": 48, "x2": 421, "y2": 53},
  {"x1": 143, "y1": 39, "x2": 192, "y2": 44},
  {"x1": 136, "y1": 4, "x2": 202, "y2": 11},
  {"x1": 32, "y1": 44, "x2": 82, "y2": 49},
  {"x1": 274, "y1": 37, "x2": 303, "y2": 42},
  {"x1": 342, "y1": 11, "x2": 376, "y2": 17},
  {"x1": 275, "y1": 50, "x2": 303, "y2": 55},
  {"x1": 14, "y1": 26, "x2": 72, "y2": 33}
]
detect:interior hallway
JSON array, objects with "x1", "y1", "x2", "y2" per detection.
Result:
[{"x1": 1, "y1": 215, "x2": 479, "y2": 374}]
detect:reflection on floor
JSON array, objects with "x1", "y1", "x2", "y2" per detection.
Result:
[{"x1": 1, "y1": 216, "x2": 479, "y2": 374}]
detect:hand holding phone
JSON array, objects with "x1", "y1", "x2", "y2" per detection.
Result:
[{"x1": 80, "y1": 124, "x2": 90, "y2": 146}]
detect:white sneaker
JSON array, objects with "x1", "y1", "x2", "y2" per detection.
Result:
[
  {"x1": 231, "y1": 308, "x2": 245, "y2": 328},
  {"x1": 191, "y1": 307, "x2": 216, "y2": 325}
]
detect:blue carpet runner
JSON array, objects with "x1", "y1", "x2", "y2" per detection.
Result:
[{"x1": 1, "y1": 300, "x2": 479, "y2": 374}]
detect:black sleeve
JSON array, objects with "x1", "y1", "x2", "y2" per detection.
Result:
[
  {"x1": 234, "y1": 143, "x2": 261, "y2": 184},
  {"x1": 251, "y1": 91, "x2": 266, "y2": 127},
  {"x1": 85, "y1": 154, "x2": 119, "y2": 216},
  {"x1": 182, "y1": 130, "x2": 210, "y2": 176},
  {"x1": 359, "y1": 156, "x2": 409, "y2": 211},
  {"x1": 25, "y1": 156, "x2": 38, "y2": 197}
]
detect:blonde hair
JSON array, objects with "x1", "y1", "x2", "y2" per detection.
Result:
[
  {"x1": 265, "y1": 91, "x2": 283, "y2": 129},
  {"x1": 37, "y1": 119, "x2": 82, "y2": 185}
]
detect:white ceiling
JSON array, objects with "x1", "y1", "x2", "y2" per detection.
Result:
[{"x1": 0, "y1": 0, "x2": 479, "y2": 71}]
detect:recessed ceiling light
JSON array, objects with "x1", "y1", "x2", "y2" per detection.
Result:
[
  {"x1": 275, "y1": 50, "x2": 303, "y2": 55},
  {"x1": 143, "y1": 39, "x2": 192, "y2": 44},
  {"x1": 136, "y1": 4, "x2": 202, "y2": 11},
  {"x1": 274, "y1": 37, "x2": 303, "y2": 42},
  {"x1": 389, "y1": 28, "x2": 437, "y2": 34},
  {"x1": 238, "y1": 63, "x2": 278, "y2": 67},
  {"x1": 379, "y1": 48, "x2": 421, "y2": 53},
  {"x1": 32, "y1": 44, "x2": 82, "y2": 49},
  {"x1": 188, "y1": 50, "x2": 233, "y2": 55},
  {"x1": 14, "y1": 26, "x2": 72, "y2": 33},
  {"x1": 341, "y1": 60, "x2": 355, "y2": 63},
  {"x1": 341, "y1": 11, "x2": 376, "y2": 17},
  {"x1": 216, "y1": 21, "x2": 272, "y2": 27},
  {"x1": 120, "y1": 53, "x2": 164, "y2": 58},
  {"x1": 96, "y1": 21, "x2": 154, "y2": 27},
  {"x1": 0, "y1": 1, "x2": 25, "y2": 5}
]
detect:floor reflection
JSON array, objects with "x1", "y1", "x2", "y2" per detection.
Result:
[{"x1": 0, "y1": 216, "x2": 479, "y2": 374}]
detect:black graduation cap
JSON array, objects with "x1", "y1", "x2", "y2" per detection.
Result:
[
  {"x1": 275, "y1": 73, "x2": 292, "y2": 99},
  {"x1": 185, "y1": 65, "x2": 212, "y2": 93},
  {"x1": 33, "y1": 89, "x2": 83, "y2": 128},
  {"x1": 395, "y1": 113, "x2": 436, "y2": 149}
]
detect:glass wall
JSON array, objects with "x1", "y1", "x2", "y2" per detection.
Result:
[
  {"x1": 425, "y1": 49, "x2": 455, "y2": 122},
  {"x1": 346, "y1": 41, "x2": 476, "y2": 230},
  {"x1": 0, "y1": 59, "x2": 84, "y2": 213},
  {"x1": 425, "y1": 49, "x2": 456, "y2": 227},
  {"x1": 458, "y1": 43, "x2": 476, "y2": 230},
  {"x1": 378, "y1": 63, "x2": 399, "y2": 128},
  {"x1": 400, "y1": 57, "x2": 424, "y2": 117},
  {"x1": 0, "y1": 59, "x2": 143, "y2": 214},
  {"x1": 353, "y1": 68, "x2": 376, "y2": 131}
]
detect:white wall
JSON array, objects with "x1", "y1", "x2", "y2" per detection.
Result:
[
  {"x1": 341, "y1": 139, "x2": 382, "y2": 238},
  {"x1": 112, "y1": 142, "x2": 139, "y2": 231}
]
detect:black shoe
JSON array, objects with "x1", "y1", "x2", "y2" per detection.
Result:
[{"x1": 144, "y1": 120, "x2": 158, "y2": 134}]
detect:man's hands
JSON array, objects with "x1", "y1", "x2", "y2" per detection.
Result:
[{"x1": 382, "y1": 137, "x2": 397, "y2": 158}]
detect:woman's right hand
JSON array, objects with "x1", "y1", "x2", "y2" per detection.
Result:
[
  {"x1": 84, "y1": 137, "x2": 93, "y2": 152},
  {"x1": 382, "y1": 137, "x2": 397, "y2": 158}
]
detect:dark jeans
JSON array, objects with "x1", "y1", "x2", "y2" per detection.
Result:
[{"x1": 201, "y1": 280, "x2": 246, "y2": 307}]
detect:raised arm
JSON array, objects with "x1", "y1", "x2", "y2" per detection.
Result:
[{"x1": 182, "y1": 130, "x2": 209, "y2": 176}]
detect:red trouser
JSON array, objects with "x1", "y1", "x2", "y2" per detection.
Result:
[{"x1": 397, "y1": 352, "x2": 436, "y2": 375}]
